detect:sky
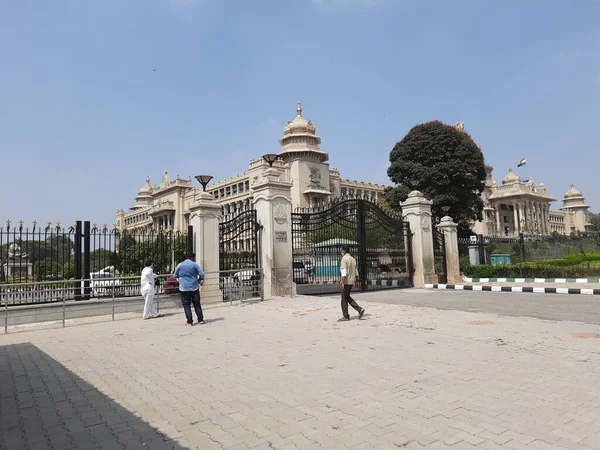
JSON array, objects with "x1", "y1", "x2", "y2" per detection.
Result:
[{"x1": 1, "y1": 0, "x2": 599, "y2": 229}]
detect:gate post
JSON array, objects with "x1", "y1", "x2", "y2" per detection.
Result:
[
  {"x1": 74, "y1": 221, "x2": 82, "y2": 300},
  {"x1": 401, "y1": 191, "x2": 438, "y2": 288},
  {"x1": 188, "y1": 192, "x2": 221, "y2": 304},
  {"x1": 252, "y1": 166, "x2": 293, "y2": 299},
  {"x1": 438, "y1": 216, "x2": 461, "y2": 283}
]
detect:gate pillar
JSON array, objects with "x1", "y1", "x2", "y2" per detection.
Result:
[
  {"x1": 252, "y1": 167, "x2": 293, "y2": 299},
  {"x1": 189, "y1": 191, "x2": 222, "y2": 304},
  {"x1": 438, "y1": 216, "x2": 461, "y2": 283},
  {"x1": 401, "y1": 191, "x2": 438, "y2": 288}
]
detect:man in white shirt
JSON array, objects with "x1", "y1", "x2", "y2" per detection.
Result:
[
  {"x1": 141, "y1": 260, "x2": 161, "y2": 320},
  {"x1": 338, "y1": 246, "x2": 365, "y2": 322}
]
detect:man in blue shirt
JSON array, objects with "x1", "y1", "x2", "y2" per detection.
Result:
[{"x1": 174, "y1": 252, "x2": 205, "y2": 326}]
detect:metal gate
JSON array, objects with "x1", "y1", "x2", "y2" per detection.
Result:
[
  {"x1": 219, "y1": 209, "x2": 260, "y2": 301},
  {"x1": 291, "y1": 198, "x2": 413, "y2": 295},
  {"x1": 433, "y1": 223, "x2": 447, "y2": 283}
]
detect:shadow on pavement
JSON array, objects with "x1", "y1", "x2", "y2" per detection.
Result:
[{"x1": 0, "y1": 343, "x2": 190, "y2": 450}]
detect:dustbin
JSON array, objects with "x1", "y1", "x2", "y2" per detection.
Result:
[{"x1": 490, "y1": 254, "x2": 511, "y2": 265}]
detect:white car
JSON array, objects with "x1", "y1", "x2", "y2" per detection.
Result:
[{"x1": 81, "y1": 268, "x2": 122, "y2": 297}]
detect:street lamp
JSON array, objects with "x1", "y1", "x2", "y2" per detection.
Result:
[
  {"x1": 441, "y1": 205, "x2": 451, "y2": 214},
  {"x1": 194, "y1": 175, "x2": 213, "y2": 191},
  {"x1": 262, "y1": 153, "x2": 279, "y2": 167}
]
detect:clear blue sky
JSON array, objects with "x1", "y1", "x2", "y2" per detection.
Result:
[{"x1": 1, "y1": 0, "x2": 598, "y2": 228}]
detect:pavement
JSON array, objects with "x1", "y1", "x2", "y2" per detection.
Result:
[{"x1": 3, "y1": 290, "x2": 600, "y2": 449}]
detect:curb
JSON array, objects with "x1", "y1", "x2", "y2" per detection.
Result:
[
  {"x1": 425, "y1": 284, "x2": 600, "y2": 295},
  {"x1": 462, "y1": 277, "x2": 599, "y2": 284}
]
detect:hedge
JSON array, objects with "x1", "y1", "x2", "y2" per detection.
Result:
[{"x1": 462, "y1": 259, "x2": 600, "y2": 279}]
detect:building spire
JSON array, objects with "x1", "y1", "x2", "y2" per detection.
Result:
[{"x1": 296, "y1": 101, "x2": 302, "y2": 117}]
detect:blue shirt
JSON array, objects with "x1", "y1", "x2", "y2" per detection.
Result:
[{"x1": 173, "y1": 259, "x2": 205, "y2": 292}]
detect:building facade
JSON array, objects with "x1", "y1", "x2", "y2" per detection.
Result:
[
  {"x1": 473, "y1": 166, "x2": 592, "y2": 237},
  {"x1": 116, "y1": 103, "x2": 386, "y2": 233}
]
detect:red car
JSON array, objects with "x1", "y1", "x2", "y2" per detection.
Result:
[{"x1": 163, "y1": 275, "x2": 179, "y2": 294}]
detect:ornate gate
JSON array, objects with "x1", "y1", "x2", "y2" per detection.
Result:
[
  {"x1": 291, "y1": 199, "x2": 413, "y2": 295},
  {"x1": 433, "y1": 223, "x2": 447, "y2": 283},
  {"x1": 219, "y1": 209, "x2": 259, "y2": 272}
]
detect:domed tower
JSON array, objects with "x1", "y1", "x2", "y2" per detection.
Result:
[
  {"x1": 561, "y1": 184, "x2": 590, "y2": 233},
  {"x1": 278, "y1": 102, "x2": 332, "y2": 208},
  {"x1": 132, "y1": 177, "x2": 153, "y2": 210}
]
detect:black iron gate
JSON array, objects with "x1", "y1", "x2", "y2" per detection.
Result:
[
  {"x1": 219, "y1": 209, "x2": 259, "y2": 271},
  {"x1": 433, "y1": 223, "x2": 447, "y2": 283},
  {"x1": 291, "y1": 198, "x2": 413, "y2": 295}
]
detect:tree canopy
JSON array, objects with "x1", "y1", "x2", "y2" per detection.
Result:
[{"x1": 385, "y1": 120, "x2": 487, "y2": 232}]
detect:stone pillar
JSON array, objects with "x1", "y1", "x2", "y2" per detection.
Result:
[
  {"x1": 512, "y1": 202, "x2": 519, "y2": 235},
  {"x1": 401, "y1": 191, "x2": 437, "y2": 288},
  {"x1": 188, "y1": 191, "x2": 222, "y2": 304},
  {"x1": 438, "y1": 216, "x2": 461, "y2": 283},
  {"x1": 495, "y1": 206, "x2": 502, "y2": 235},
  {"x1": 252, "y1": 167, "x2": 293, "y2": 299}
]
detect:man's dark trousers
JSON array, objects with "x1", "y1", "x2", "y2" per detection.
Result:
[
  {"x1": 341, "y1": 284, "x2": 362, "y2": 319},
  {"x1": 181, "y1": 289, "x2": 203, "y2": 323}
]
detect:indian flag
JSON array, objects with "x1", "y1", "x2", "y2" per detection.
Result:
[{"x1": 517, "y1": 157, "x2": 526, "y2": 167}]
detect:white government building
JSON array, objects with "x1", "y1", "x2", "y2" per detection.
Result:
[
  {"x1": 473, "y1": 166, "x2": 593, "y2": 237},
  {"x1": 115, "y1": 103, "x2": 386, "y2": 233},
  {"x1": 116, "y1": 108, "x2": 593, "y2": 237}
]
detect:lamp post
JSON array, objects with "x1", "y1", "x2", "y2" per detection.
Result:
[
  {"x1": 262, "y1": 153, "x2": 279, "y2": 167},
  {"x1": 194, "y1": 175, "x2": 213, "y2": 191}
]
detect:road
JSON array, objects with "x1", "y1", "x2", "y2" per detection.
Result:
[{"x1": 340, "y1": 288, "x2": 600, "y2": 324}]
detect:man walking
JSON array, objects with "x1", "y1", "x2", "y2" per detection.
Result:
[
  {"x1": 338, "y1": 246, "x2": 365, "y2": 322},
  {"x1": 174, "y1": 252, "x2": 205, "y2": 326},
  {"x1": 141, "y1": 260, "x2": 161, "y2": 320}
]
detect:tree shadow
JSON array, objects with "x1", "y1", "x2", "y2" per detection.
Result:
[{"x1": 0, "y1": 343, "x2": 191, "y2": 450}]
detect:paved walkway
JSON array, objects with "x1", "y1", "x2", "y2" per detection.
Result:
[{"x1": 3, "y1": 293, "x2": 600, "y2": 449}]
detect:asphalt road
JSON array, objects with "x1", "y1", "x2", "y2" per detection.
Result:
[{"x1": 328, "y1": 288, "x2": 600, "y2": 325}]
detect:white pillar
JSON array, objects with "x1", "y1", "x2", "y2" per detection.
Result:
[
  {"x1": 252, "y1": 167, "x2": 293, "y2": 299},
  {"x1": 512, "y1": 202, "x2": 519, "y2": 235},
  {"x1": 188, "y1": 192, "x2": 222, "y2": 304},
  {"x1": 495, "y1": 204, "x2": 502, "y2": 235},
  {"x1": 438, "y1": 216, "x2": 461, "y2": 284},
  {"x1": 401, "y1": 191, "x2": 437, "y2": 288}
]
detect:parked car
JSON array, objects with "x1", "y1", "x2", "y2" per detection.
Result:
[
  {"x1": 163, "y1": 275, "x2": 179, "y2": 294},
  {"x1": 293, "y1": 261, "x2": 308, "y2": 283},
  {"x1": 81, "y1": 269, "x2": 122, "y2": 297}
]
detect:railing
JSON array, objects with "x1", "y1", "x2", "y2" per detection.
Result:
[{"x1": 1, "y1": 269, "x2": 265, "y2": 333}]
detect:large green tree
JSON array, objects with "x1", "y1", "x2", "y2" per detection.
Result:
[{"x1": 385, "y1": 120, "x2": 487, "y2": 233}]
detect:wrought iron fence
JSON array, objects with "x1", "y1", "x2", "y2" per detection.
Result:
[
  {"x1": 458, "y1": 232, "x2": 600, "y2": 278},
  {"x1": 1, "y1": 220, "x2": 190, "y2": 294}
]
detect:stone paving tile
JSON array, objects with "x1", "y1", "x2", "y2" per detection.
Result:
[{"x1": 3, "y1": 295, "x2": 600, "y2": 449}]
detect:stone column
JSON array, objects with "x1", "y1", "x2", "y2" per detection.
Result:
[
  {"x1": 252, "y1": 167, "x2": 293, "y2": 299},
  {"x1": 495, "y1": 205, "x2": 502, "y2": 235},
  {"x1": 188, "y1": 191, "x2": 222, "y2": 304},
  {"x1": 438, "y1": 216, "x2": 461, "y2": 283},
  {"x1": 401, "y1": 191, "x2": 437, "y2": 288},
  {"x1": 512, "y1": 202, "x2": 519, "y2": 235}
]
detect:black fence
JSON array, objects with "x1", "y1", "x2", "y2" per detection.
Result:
[
  {"x1": 458, "y1": 233, "x2": 600, "y2": 278},
  {"x1": 219, "y1": 209, "x2": 259, "y2": 272},
  {"x1": 1, "y1": 220, "x2": 191, "y2": 300}
]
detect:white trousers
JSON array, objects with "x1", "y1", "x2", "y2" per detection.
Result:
[{"x1": 142, "y1": 289, "x2": 159, "y2": 319}]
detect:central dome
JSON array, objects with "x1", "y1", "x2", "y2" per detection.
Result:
[
  {"x1": 278, "y1": 102, "x2": 327, "y2": 162},
  {"x1": 502, "y1": 168, "x2": 520, "y2": 185},
  {"x1": 283, "y1": 102, "x2": 317, "y2": 135}
]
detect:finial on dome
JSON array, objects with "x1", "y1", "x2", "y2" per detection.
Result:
[
  {"x1": 570, "y1": 183, "x2": 574, "y2": 188},
  {"x1": 296, "y1": 101, "x2": 302, "y2": 117},
  {"x1": 146, "y1": 176, "x2": 150, "y2": 183}
]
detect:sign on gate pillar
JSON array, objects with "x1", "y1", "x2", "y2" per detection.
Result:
[
  {"x1": 189, "y1": 192, "x2": 222, "y2": 304},
  {"x1": 252, "y1": 167, "x2": 293, "y2": 299},
  {"x1": 401, "y1": 191, "x2": 438, "y2": 288},
  {"x1": 438, "y1": 216, "x2": 461, "y2": 283}
]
